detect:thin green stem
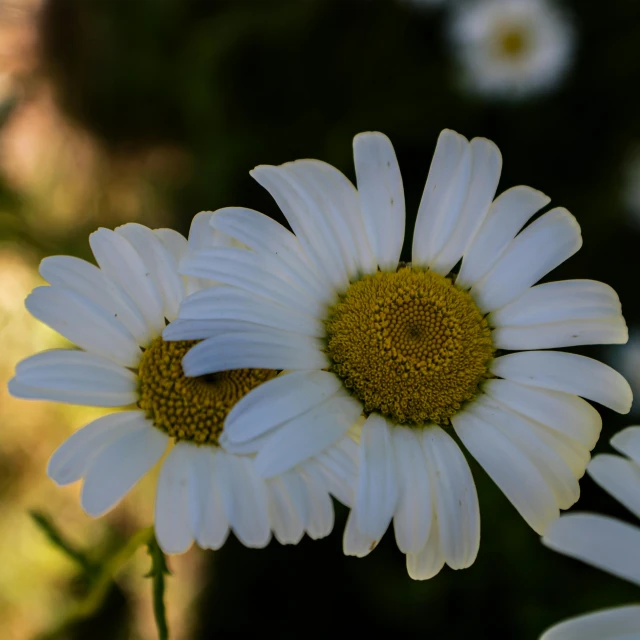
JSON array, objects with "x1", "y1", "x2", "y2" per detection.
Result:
[{"x1": 146, "y1": 536, "x2": 170, "y2": 640}]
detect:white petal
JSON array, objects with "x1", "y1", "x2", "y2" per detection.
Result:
[
  {"x1": 392, "y1": 427, "x2": 433, "y2": 554},
  {"x1": 353, "y1": 132, "x2": 405, "y2": 272},
  {"x1": 266, "y1": 471, "x2": 305, "y2": 545},
  {"x1": 180, "y1": 247, "x2": 326, "y2": 318},
  {"x1": 10, "y1": 350, "x2": 138, "y2": 406},
  {"x1": 540, "y1": 606, "x2": 640, "y2": 640},
  {"x1": 26, "y1": 286, "x2": 141, "y2": 367},
  {"x1": 470, "y1": 208, "x2": 582, "y2": 313},
  {"x1": 210, "y1": 207, "x2": 333, "y2": 303},
  {"x1": 176, "y1": 285, "x2": 325, "y2": 337},
  {"x1": 224, "y1": 370, "x2": 342, "y2": 444},
  {"x1": 610, "y1": 426, "x2": 640, "y2": 467},
  {"x1": 81, "y1": 424, "x2": 167, "y2": 517},
  {"x1": 343, "y1": 509, "x2": 377, "y2": 557},
  {"x1": 48, "y1": 411, "x2": 149, "y2": 485},
  {"x1": 215, "y1": 451, "x2": 271, "y2": 548},
  {"x1": 412, "y1": 129, "x2": 472, "y2": 268},
  {"x1": 182, "y1": 328, "x2": 327, "y2": 377},
  {"x1": 163, "y1": 318, "x2": 265, "y2": 341},
  {"x1": 542, "y1": 513, "x2": 640, "y2": 586},
  {"x1": 491, "y1": 351, "x2": 632, "y2": 414},
  {"x1": 254, "y1": 393, "x2": 362, "y2": 478},
  {"x1": 116, "y1": 223, "x2": 186, "y2": 322},
  {"x1": 429, "y1": 137, "x2": 502, "y2": 276},
  {"x1": 300, "y1": 471, "x2": 334, "y2": 539},
  {"x1": 153, "y1": 228, "x2": 188, "y2": 263},
  {"x1": 155, "y1": 443, "x2": 194, "y2": 554},
  {"x1": 89, "y1": 228, "x2": 165, "y2": 335},
  {"x1": 187, "y1": 211, "x2": 239, "y2": 252},
  {"x1": 456, "y1": 186, "x2": 550, "y2": 290},
  {"x1": 482, "y1": 379, "x2": 601, "y2": 450},
  {"x1": 355, "y1": 414, "x2": 399, "y2": 539},
  {"x1": 39, "y1": 256, "x2": 152, "y2": 346},
  {"x1": 406, "y1": 516, "x2": 445, "y2": 581},
  {"x1": 421, "y1": 426, "x2": 480, "y2": 569},
  {"x1": 453, "y1": 407, "x2": 559, "y2": 534},
  {"x1": 588, "y1": 454, "x2": 640, "y2": 520}
]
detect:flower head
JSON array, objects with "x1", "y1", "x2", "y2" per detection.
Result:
[{"x1": 9, "y1": 214, "x2": 350, "y2": 553}]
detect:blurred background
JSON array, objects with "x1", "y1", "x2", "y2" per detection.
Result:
[{"x1": 1, "y1": 0, "x2": 640, "y2": 637}]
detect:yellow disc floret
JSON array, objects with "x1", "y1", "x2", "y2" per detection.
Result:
[
  {"x1": 138, "y1": 338, "x2": 277, "y2": 445},
  {"x1": 324, "y1": 267, "x2": 494, "y2": 426},
  {"x1": 495, "y1": 22, "x2": 530, "y2": 59}
]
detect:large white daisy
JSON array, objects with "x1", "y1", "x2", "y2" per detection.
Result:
[
  {"x1": 8, "y1": 214, "x2": 354, "y2": 554},
  {"x1": 541, "y1": 426, "x2": 640, "y2": 639},
  {"x1": 170, "y1": 128, "x2": 631, "y2": 579}
]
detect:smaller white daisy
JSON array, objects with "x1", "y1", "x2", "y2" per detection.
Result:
[
  {"x1": 448, "y1": 0, "x2": 575, "y2": 100},
  {"x1": 8, "y1": 213, "x2": 354, "y2": 554},
  {"x1": 541, "y1": 426, "x2": 640, "y2": 639}
]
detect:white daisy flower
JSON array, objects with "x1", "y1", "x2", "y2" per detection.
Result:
[
  {"x1": 8, "y1": 214, "x2": 352, "y2": 554},
  {"x1": 170, "y1": 128, "x2": 631, "y2": 579},
  {"x1": 448, "y1": 0, "x2": 575, "y2": 100},
  {"x1": 541, "y1": 426, "x2": 640, "y2": 639}
]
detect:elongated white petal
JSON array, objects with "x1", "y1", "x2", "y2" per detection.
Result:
[
  {"x1": 421, "y1": 426, "x2": 480, "y2": 569},
  {"x1": 224, "y1": 370, "x2": 342, "y2": 444},
  {"x1": 456, "y1": 186, "x2": 550, "y2": 290},
  {"x1": 355, "y1": 414, "x2": 399, "y2": 539},
  {"x1": 155, "y1": 443, "x2": 194, "y2": 554},
  {"x1": 543, "y1": 513, "x2": 640, "y2": 587},
  {"x1": 81, "y1": 424, "x2": 167, "y2": 517},
  {"x1": 392, "y1": 427, "x2": 433, "y2": 554},
  {"x1": 588, "y1": 454, "x2": 640, "y2": 520},
  {"x1": 429, "y1": 137, "x2": 502, "y2": 276},
  {"x1": 453, "y1": 407, "x2": 559, "y2": 534},
  {"x1": 210, "y1": 207, "x2": 333, "y2": 303},
  {"x1": 89, "y1": 227, "x2": 165, "y2": 335},
  {"x1": 491, "y1": 351, "x2": 632, "y2": 414},
  {"x1": 301, "y1": 471, "x2": 334, "y2": 539},
  {"x1": 164, "y1": 318, "x2": 273, "y2": 341},
  {"x1": 26, "y1": 286, "x2": 141, "y2": 367},
  {"x1": 48, "y1": 411, "x2": 149, "y2": 485},
  {"x1": 116, "y1": 223, "x2": 186, "y2": 322},
  {"x1": 482, "y1": 379, "x2": 601, "y2": 449},
  {"x1": 343, "y1": 509, "x2": 377, "y2": 557},
  {"x1": 182, "y1": 328, "x2": 327, "y2": 377},
  {"x1": 177, "y1": 285, "x2": 324, "y2": 337},
  {"x1": 40, "y1": 256, "x2": 152, "y2": 346},
  {"x1": 10, "y1": 350, "x2": 138, "y2": 406},
  {"x1": 470, "y1": 208, "x2": 582, "y2": 313},
  {"x1": 611, "y1": 426, "x2": 640, "y2": 467},
  {"x1": 540, "y1": 605, "x2": 640, "y2": 640},
  {"x1": 215, "y1": 451, "x2": 271, "y2": 548},
  {"x1": 406, "y1": 516, "x2": 446, "y2": 581},
  {"x1": 154, "y1": 228, "x2": 188, "y2": 263},
  {"x1": 266, "y1": 471, "x2": 305, "y2": 545},
  {"x1": 412, "y1": 130, "x2": 471, "y2": 267},
  {"x1": 254, "y1": 394, "x2": 362, "y2": 478},
  {"x1": 353, "y1": 132, "x2": 405, "y2": 272}
]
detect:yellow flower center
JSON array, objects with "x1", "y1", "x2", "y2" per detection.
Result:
[
  {"x1": 495, "y1": 23, "x2": 530, "y2": 59},
  {"x1": 324, "y1": 267, "x2": 494, "y2": 426},
  {"x1": 138, "y1": 338, "x2": 277, "y2": 445}
]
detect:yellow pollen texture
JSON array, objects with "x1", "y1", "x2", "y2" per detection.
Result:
[
  {"x1": 138, "y1": 338, "x2": 277, "y2": 445},
  {"x1": 324, "y1": 267, "x2": 494, "y2": 426}
]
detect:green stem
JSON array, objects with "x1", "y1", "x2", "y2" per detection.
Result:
[{"x1": 146, "y1": 536, "x2": 170, "y2": 640}]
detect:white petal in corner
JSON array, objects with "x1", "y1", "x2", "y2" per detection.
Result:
[
  {"x1": 155, "y1": 443, "x2": 194, "y2": 554},
  {"x1": 392, "y1": 427, "x2": 433, "y2": 554},
  {"x1": 456, "y1": 186, "x2": 550, "y2": 290},
  {"x1": 182, "y1": 329, "x2": 327, "y2": 378},
  {"x1": 412, "y1": 130, "x2": 471, "y2": 268},
  {"x1": 355, "y1": 414, "x2": 399, "y2": 540},
  {"x1": 470, "y1": 208, "x2": 582, "y2": 313},
  {"x1": 421, "y1": 426, "x2": 480, "y2": 569},
  {"x1": 540, "y1": 606, "x2": 640, "y2": 640},
  {"x1": 254, "y1": 393, "x2": 362, "y2": 478},
  {"x1": 215, "y1": 451, "x2": 271, "y2": 548},
  {"x1": 588, "y1": 454, "x2": 640, "y2": 520},
  {"x1": 453, "y1": 407, "x2": 559, "y2": 534},
  {"x1": 429, "y1": 137, "x2": 502, "y2": 277},
  {"x1": 611, "y1": 426, "x2": 640, "y2": 467},
  {"x1": 353, "y1": 132, "x2": 405, "y2": 272},
  {"x1": 406, "y1": 515, "x2": 446, "y2": 581},
  {"x1": 542, "y1": 513, "x2": 640, "y2": 587},
  {"x1": 491, "y1": 351, "x2": 633, "y2": 414},
  {"x1": 10, "y1": 350, "x2": 138, "y2": 407},
  {"x1": 26, "y1": 286, "x2": 141, "y2": 368},
  {"x1": 225, "y1": 370, "x2": 342, "y2": 444},
  {"x1": 343, "y1": 509, "x2": 377, "y2": 558},
  {"x1": 48, "y1": 411, "x2": 150, "y2": 485},
  {"x1": 81, "y1": 424, "x2": 168, "y2": 517}
]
